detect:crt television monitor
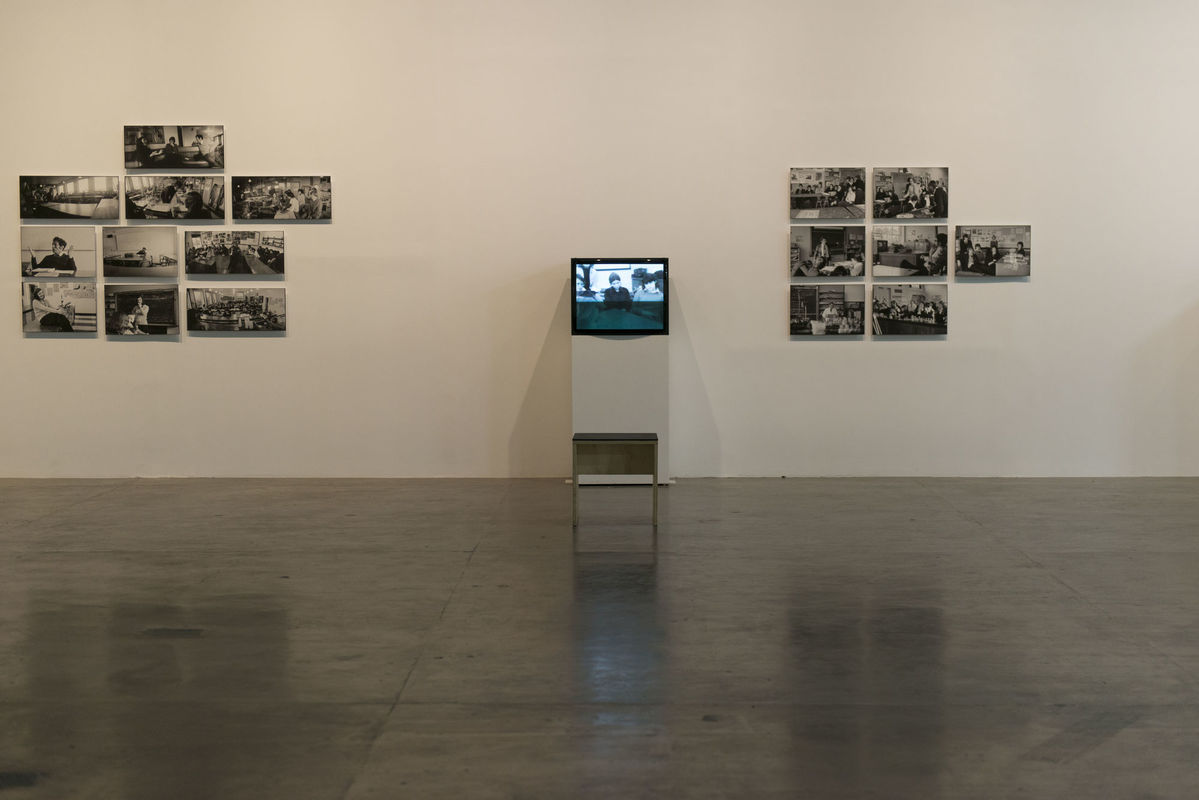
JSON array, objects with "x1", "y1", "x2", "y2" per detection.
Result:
[{"x1": 571, "y1": 257, "x2": 668, "y2": 336}]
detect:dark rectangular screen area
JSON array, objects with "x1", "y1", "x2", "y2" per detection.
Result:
[{"x1": 572, "y1": 258, "x2": 668, "y2": 336}]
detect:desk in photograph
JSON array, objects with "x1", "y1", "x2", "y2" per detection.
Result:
[{"x1": 572, "y1": 433, "x2": 658, "y2": 527}]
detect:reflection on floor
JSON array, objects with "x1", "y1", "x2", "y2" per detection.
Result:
[{"x1": 1, "y1": 477, "x2": 1198, "y2": 799}]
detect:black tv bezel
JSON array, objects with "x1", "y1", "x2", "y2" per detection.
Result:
[{"x1": 571, "y1": 257, "x2": 669, "y2": 337}]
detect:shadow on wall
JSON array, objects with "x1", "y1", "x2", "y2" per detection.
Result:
[
  {"x1": 504, "y1": 272, "x2": 573, "y2": 477},
  {"x1": 666, "y1": 289, "x2": 721, "y2": 477},
  {"x1": 1126, "y1": 298, "x2": 1199, "y2": 473}
]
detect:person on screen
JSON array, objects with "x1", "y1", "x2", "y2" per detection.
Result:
[
  {"x1": 28, "y1": 285, "x2": 74, "y2": 332},
  {"x1": 632, "y1": 278, "x2": 661, "y2": 302},
  {"x1": 132, "y1": 297, "x2": 151, "y2": 334},
  {"x1": 26, "y1": 237, "x2": 76, "y2": 276},
  {"x1": 602, "y1": 273, "x2": 632, "y2": 311}
]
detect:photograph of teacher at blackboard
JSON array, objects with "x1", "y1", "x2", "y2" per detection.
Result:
[
  {"x1": 873, "y1": 168, "x2": 948, "y2": 220},
  {"x1": 789, "y1": 226, "x2": 865, "y2": 278},
  {"x1": 955, "y1": 225, "x2": 1031, "y2": 278},
  {"x1": 872, "y1": 225, "x2": 949, "y2": 277},
  {"x1": 872, "y1": 284, "x2": 948, "y2": 337},
  {"x1": 19, "y1": 176, "x2": 119, "y2": 220},
  {"x1": 104, "y1": 285, "x2": 179, "y2": 336},
  {"x1": 789, "y1": 167, "x2": 866, "y2": 220},
  {"x1": 231, "y1": 176, "x2": 331, "y2": 220},
  {"x1": 790, "y1": 284, "x2": 865, "y2": 336}
]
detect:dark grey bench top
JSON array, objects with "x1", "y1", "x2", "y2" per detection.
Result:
[{"x1": 573, "y1": 433, "x2": 658, "y2": 442}]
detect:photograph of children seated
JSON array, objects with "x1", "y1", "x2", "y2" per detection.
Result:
[
  {"x1": 574, "y1": 264, "x2": 665, "y2": 331},
  {"x1": 789, "y1": 168, "x2": 867, "y2": 220},
  {"x1": 789, "y1": 226, "x2": 865, "y2": 278},
  {"x1": 872, "y1": 284, "x2": 948, "y2": 336},
  {"x1": 871, "y1": 226, "x2": 949, "y2": 277},
  {"x1": 789, "y1": 284, "x2": 864, "y2": 336},
  {"x1": 185, "y1": 231, "x2": 285, "y2": 275},
  {"x1": 955, "y1": 225, "x2": 1031, "y2": 277},
  {"x1": 126, "y1": 176, "x2": 225, "y2": 220},
  {"x1": 873, "y1": 167, "x2": 948, "y2": 219},
  {"x1": 125, "y1": 126, "x2": 224, "y2": 169}
]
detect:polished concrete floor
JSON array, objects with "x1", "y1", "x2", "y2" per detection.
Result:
[{"x1": 1, "y1": 477, "x2": 1198, "y2": 799}]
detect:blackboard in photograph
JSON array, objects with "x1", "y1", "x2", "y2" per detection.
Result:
[
  {"x1": 789, "y1": 168, "x2": 866, "y2": 220},
  {"x1": 125, "y1": 125, "x2": 224, "y2": 169},
  {"x1": 102, "y1": 227, "x2": 179, "y2": 278},
  {"x1": 232, "y1": 176, "x2": 331, "y2": 220},
  {"x1": 187, "y1": 288, "x2": 286, "y2": 332},
  {"x1": 955, "y1": 225, "x2": 1031, "y2": 277},
  {"x1": 125, "y1": 176, "x2": 224, "y2": 220},
  {"x1": 872, "y1": 168, "x2": 949, "y2": 220},
  {"x1": 104, "y1": 285, "x2": 179, "y2": 336},
  {"x1": 872, "y1": 284, "x2": 948, "y2": 336},
  {"x1": 790, "y1": 284, "x2": 865, "y2": 336},
  {"x1": 185, "y1": 230, "x2": 284, "y2": 275},
  {"x1": 21, "y1": 227, "x2": 97, "y2": 278},
  {"x1": 871, "y1": 225, "x2": 949, "y2": 277},
  {"x1": 789, "y1": 226, "x2": 865, "y2": 278},
  {"x1": 19, "y1": 176, "x2": 119, "y2": 220},
  {"x1": 22, "y1": 283, "x2": 98, "y2": 333}
]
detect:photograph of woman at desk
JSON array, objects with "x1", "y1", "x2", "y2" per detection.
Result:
[
  {"x1": 21, "y1": 227, "x2": 97, "y2": 278},
  {"x1": 789, "y1": 225, "x2": 865, "y2": 278}
]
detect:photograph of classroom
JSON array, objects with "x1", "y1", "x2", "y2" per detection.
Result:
[
  {"x1": 19, "y1": 176, "x2": 119, "y2": 220},
  {"x1": 231, "y1": 176, "x2": 331, "y2": 220},
  {"x1": 125, "y1": 125, "x2": 225, "y2": 169},
  {"x1": 956, "y1": 225, "x2": 1031, "y2": 277},
  {"x1": 789, "y1": 284, "x2": 865, "y2": 336},
  {"x1": 873, "y1": 167, "x2": 949, "y2": 220},
  {"x1": 102, "y1": 227, "x2": 179, "y2": 278},
  {"x1": 125, "y1": 176, "x2": 225, "y2": 220},
  {"x1": 22, "y1": 282, "x2": 97, "y2": 333},
  {"x1": 789, "y1": 168, "x2": 867, "y2": 219},
  {"x1": 789, "y1": 226, "x2": 865, "y2": 277},
  {"x1": 185, "y1": 231, "x2": 285, "y2": 275},
  {"x1": 20, "y1": 227, "x2": 97, "y2": 278},
  {"x1": 872, "y1": 284, "x2": 948, "y2": 336},
  {"x1": 104, "y1": 285, "x2": 179, "y2": 336},
  {"x1": 872, "y1": 225, "x2": 949, "y2": 277},
  {"x1": 187, "y1": 288, "x2": 286, "y2": 332}
]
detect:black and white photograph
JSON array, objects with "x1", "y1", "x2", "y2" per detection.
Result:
[
  {"x1": 21, "y1": 227, "x2": 97, "y2": 278},
  {"x1": 789, "y1": 226, "x2": 865, "y2": 278},
  {"x1": 789, "y1": 284, "x2": 865, "y2": 336},
  {"x1": 22, "y1": 282, "x2": 97, "y2": 333},
  {"x1": 231, "y1": 176, "x2": 331, "y2": 220},
  {"x1": 102, "y1": 227, "x2": 179, "y2": 277},
  {"x1": 104, "y1": 285, "x2": 179, "y2": 336},
  {"x1": 124, "y1": 125, "x2": 225, "y2": 169},
  {"x1": 872, "y1": 284, "x2": 948, "y2": 336},
  {"x1": 125, "y1": 176, "x2": 225, "y2": 220},
  {"x1": 871, "y1": 225, "x2": 949, "y2": 277},
  {"x1": 19, "y1": 176, "x2": 119, "y2": 220},
  {"x1": 956, "y1": 225, "x2": 1032, "y2": 277},
  {"x1": 789, "y1": 168, "x2": 867, "y2": 220},
  {"x1": 187, "y1": 288, "x2": 286, "y2": 332},
  {"x1": 185, "y1": 230, "x2": 284, "y2": 275},
  {"x1": 873, "y1": 168, "x2": 949, "y2": 220}
]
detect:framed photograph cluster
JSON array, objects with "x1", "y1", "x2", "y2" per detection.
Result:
[
  {"x1": 788, "y1": 164, "x2": 1030, "y2": 340},
  {"x1": 19, "y1": 123, "x2": 324, "y2": 338}
]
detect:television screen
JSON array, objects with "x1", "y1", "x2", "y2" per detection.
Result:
[{"x1": 571, "y1": 258, "x2": 668, "y2": 336}]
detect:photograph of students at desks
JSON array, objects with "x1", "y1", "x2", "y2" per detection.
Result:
[
  {"x1": 789, "y1": 167, "x2": 867, "y2": 220},
  {"x1": 873, "y1": 167, "x2": 948, "y2": 220},
  {"x1": 19, "y1": 176, "x2": 119, "y2": 220},
  {"x1": 125, "y1": 176, "x2": 224, "y2": 220},
  {"x1": 185, "y1": 231, "x2": 285, "y2": 275},
  {"x1": 789, "y1": 226, "x2": 865, "y2": 278},
  {"x1": 871, "y1": 225, "x2": 949, "y2": 277},
  {"x1": 872, "y1": 284, "x2": 948, "y2": 336},
  {"x1": 955, "y1": 225, "x2": 1031, "y2": 277}
]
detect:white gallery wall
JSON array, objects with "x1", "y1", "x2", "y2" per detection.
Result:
[{"x1": 2, "y1": 0, "x2": 1197, "y2": 478}]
